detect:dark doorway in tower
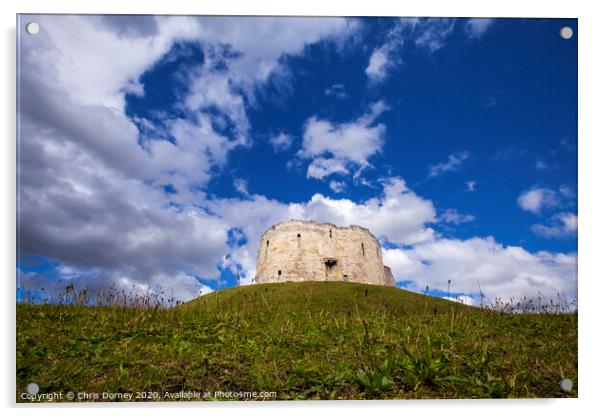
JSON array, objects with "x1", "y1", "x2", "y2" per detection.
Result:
[{"x1": 324, "y1": 258, "x2": 338, "y2": 280}]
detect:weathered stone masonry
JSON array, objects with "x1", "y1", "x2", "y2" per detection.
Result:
[{"x1": 255, "y1": 220, "x2": 396, "y2": 286}]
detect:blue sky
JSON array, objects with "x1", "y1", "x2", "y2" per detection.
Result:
[{"x1": 17, "y1": 16, "x2": 577, "y2": 305}]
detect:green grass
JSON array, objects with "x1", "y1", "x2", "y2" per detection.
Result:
[{"x1": 16, "y1": 282, "x2": 577, "y2": 401}]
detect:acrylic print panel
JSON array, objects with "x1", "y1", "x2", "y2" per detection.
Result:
[{"x1": 16, "y1": 15, "x2": 577, "y2": 402}]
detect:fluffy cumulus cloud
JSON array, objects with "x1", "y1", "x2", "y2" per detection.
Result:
[
  {"x1": 517, "y1": 188, "x2": 561, "y2": 213},
  {"x1": 365, "y1": 24, "x2": 405, "y2": 83},
  {"x1": 204, "y1": 177, "x2": 437, "y2": 284},
  {"x1": 28, "y1": 16, "x2": 204, "y2": 111},
  {"x1": 517, "y1": 186, "x2": 577, "y2": 241},
  {"x1": 299, "y1": 101, "x2": 388, "y2": 179},
  {"x1": 17, "y1": 15, "x2": 359, "y2": 302},
  {"x1": 183, "y1": 17, "x2": 359, "y2": 142},
  {"x1": 532, "y1": 212, "x2": 578, "y2": 239},
  {"x1": 366, "y1": 47, "x2": 391, "y2": 81},
  {"x1": 300, "y1": 178, "x2": 437, "y2": 245},
  {"x1": 18, "y1": 116, "x2": 232, "y2": 300},
  {"x1": 383, "y1": 237, "x2": 576, "y2": 304}
]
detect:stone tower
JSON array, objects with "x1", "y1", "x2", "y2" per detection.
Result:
[{"x1": 255, "y1": 220, "x2": 396, "y2": 286}]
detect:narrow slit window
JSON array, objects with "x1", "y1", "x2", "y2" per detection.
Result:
[
  {"x1": 329, "y1": 229, "x2": 332, "y2": 238},
  {"x1": 361, "y1": 243, "x2": 365, "y2": 256}
]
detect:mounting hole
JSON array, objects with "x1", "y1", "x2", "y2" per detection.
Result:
[
  {"x1": 26, "y1": 382, "x2": 39, "y2": 395},
  {"x1": 25, "y1": 22, "x2": 40, "y2": 35},
  {"x1": 559, "y1": 26, "x2": 573, "y2": 40},
  {"x1": 560, "y1": 378, "x2": 573, "y2": 392}
]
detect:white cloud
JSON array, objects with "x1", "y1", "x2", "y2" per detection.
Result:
[
  {"x1": 412, "y1": 18, "x2": 456, "y2": 53},
  {"x1": 269, "y1": 133, "x2": 294, "y2": 152},
  {"x1": 299, "y1": 101, "x2": 388, "y2": 180},
  {"x1": 439, "y1": 208, "x2": 475, "y2": 225},
  {"x1": 300, "y1": 179, "x2": 437, "y2": 245},
  {"x1": 306, "y1": 158, "x2": 350, "y2": 180},
  {"x1": 365, "y1": 17, "x2": 492, "y2": 83},
  {"x1": 382, "y1": 248, "x2": 422, "y2": 278},
  {"x1": 517, "y1": 188, "x2": 560, "y2": 213},
  {"x1": 184, "y1": 16, "x2": 359, "y2": 140},
  {"x1": 559, "y1": 185, "x2": 576, "y2": 199},
  {"x1": 329, "y1": 180, "x2": 346, "y2": 193},
  {"x1": 365, "y1": 18, "x2": 454, "y2": 82},
  {"x1": 324, "y1": 83, "x2": 348, "y2": 99},
  {"x1": 465, "y1": 18, "x2": 495, "y2": 39},
  {"x1": 427, "y1": 151, "x2": 469, "y2": 178},
  {"x1": 194, "y1": 16, "x2": 357, "y2": 86},
  {"x1": 383, "y1": 237, "x2": 576, "y2": 303},
  {"x1": 442, "y1": 295, "x2": 478, "y2": 306},
  {"x1": 140, "y1": 273, "x2": 216, "y2": 303},
  {"x1": 364, "y1": 21, "x2": 404, "y2": 82},
  {"x1": 364, "y1": 18, "x2": 455, "y2": 81},
  {"x1": 28, "y1": 15, "x2": 203, "y2": 111},
  {"x1": 199, "y1": 177, "x2": 437, "y2": 284},
  {"x1": 17, "y1": 15, "x2": 361, "y2": 301},
  {"x1": 167, "y1": 115, "x2": 247, "y2": 184},
  {"x1": 466, "y1": 180, "x2": 477, "y2": 192},
  {"x1": 17, "y1": 15, "x2": 577, "y2": 309},
  {"x1": 233, "y1": 178, "x2": 250, "y2": 196},
  {"x1": 532, "y1": 212, "x2": 578, "y2": 239},
  {"x1": 206, "y1": 178, "x2": 438, "y2": 281},
  {"x1": 366, "y1": 47, "x2": 394, "y2": 81},
  {"x1": 184, "y1": 70, "x2": 251, "y2": 142}
]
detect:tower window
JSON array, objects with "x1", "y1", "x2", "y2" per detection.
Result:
[
  {"x1": 297, "y1": 233, "x2": 301, "y2": 238},
  {"x1": 325, "y1": 258, "x2": 337, "y2": 269},
  {"x1": 278, "y1": 270, "x2": 282, "y2": 276},
  {"x1": 329, "y1": 229, "x2": 332, "y2": 238},
  {"x1": 361, "y1": 243, "x2": 365, "y2": 256},
  {"x1": 324, "y1": 258, "x2": 338, "y2": 277}
]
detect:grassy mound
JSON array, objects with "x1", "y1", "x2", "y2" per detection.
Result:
[{"x1": 16, "y1": 282, "x2": 577, "y2": 401}]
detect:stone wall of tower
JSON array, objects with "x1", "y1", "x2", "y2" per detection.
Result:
[
  {"x1": 255, "y1": 220, "x2": 394, "y2": 286},
  {"x1": 383, "y1": 266, "x2": 396, "y2": 287}
]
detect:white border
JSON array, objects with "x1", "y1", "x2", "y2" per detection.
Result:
[{"x1": 2, "y1": 1, "x2": 600, "y2": 415}]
